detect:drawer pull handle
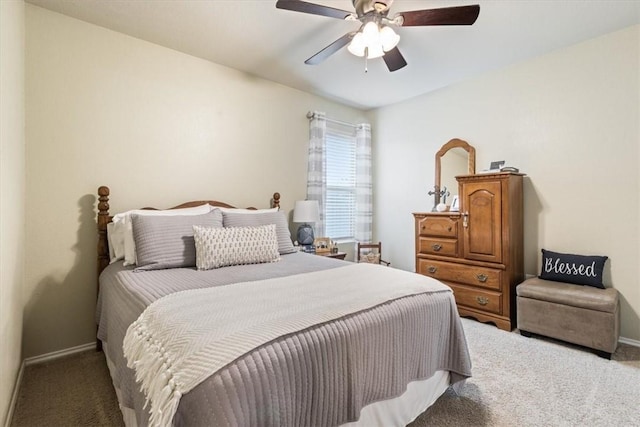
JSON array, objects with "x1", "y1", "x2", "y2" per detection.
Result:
[
  {"x1": 427, "y1": 266, "x2": 437, "y2": 274},
  {"x1": 476, "y1": 296, "x2": 489, "y2": 306},
  {"x1": 432, "y1": 244, "x2": 442, "y2": 251},
  {"x1": 476, "y1": 274, "x2": 488, "y2": 283}
]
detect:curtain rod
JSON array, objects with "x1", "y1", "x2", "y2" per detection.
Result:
[{"x1": 306, "y1": 111, "x2": 359, "y2": 129}]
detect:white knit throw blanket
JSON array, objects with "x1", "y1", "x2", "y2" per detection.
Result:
[{"x1": 122, "y1": 263, "x2": 449, "y2": 427}]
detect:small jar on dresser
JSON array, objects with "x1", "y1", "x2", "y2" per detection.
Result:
[{"x1": 413, "y1": 172, "x2": 525, "y2": 331}]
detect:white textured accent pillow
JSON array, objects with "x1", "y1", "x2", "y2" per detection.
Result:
[
  {"x1": 111, "y1": 204, "x2": 214, "y2": 266},
  {"x1": 193, "y1": 224, "x2": 280, "y2": 270}
]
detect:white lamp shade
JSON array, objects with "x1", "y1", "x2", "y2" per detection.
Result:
[{"x1": 293, "y1": 200, "x2": 319, "y2": 223}]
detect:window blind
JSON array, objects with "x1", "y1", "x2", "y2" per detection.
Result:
[{"x1": 325, "y1": 125, "x2": 357, "y2": 240}]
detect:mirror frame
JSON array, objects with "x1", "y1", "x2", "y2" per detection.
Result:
[{"x1": 434, "y1": 138, "x2": 476, "y2": 206}]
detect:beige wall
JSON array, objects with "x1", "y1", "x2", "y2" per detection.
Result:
[
  {"x1": 371, "y1": 25, "x2": 640, "y2": 341},
  {"x1": 0, "y1": 0, "x2": 26, "y2": 423},
  {"x1": 24, "y1": 4, "x2": 367, "y2": 358}
]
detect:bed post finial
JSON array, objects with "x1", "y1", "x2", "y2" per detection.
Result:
[
  {"x1": 272, "y1": 192, "x2": 281, "y2": 210},
  {"x1": 97, "y1": 186, "x2": 110, "y2": 262},
  {"x1": 98, "y1": 186, "x2": 110, "y2": 215}
]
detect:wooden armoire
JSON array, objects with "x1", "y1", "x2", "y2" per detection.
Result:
[{"x1": 414, "y1": 172, "x2": 525, "y2": 331}]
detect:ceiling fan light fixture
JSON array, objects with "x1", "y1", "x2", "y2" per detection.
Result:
[
  {"x1": 379, "y1": 25, "x2": 399, "y2": 51},
  {"x1": 277, "y1": 0, "x2": 480, "y2": 72},
  {"x1": 348, "y1": 22, "x2": 397, "y2": 59},
  {"x1": 361, "y1": 21, "x2": 379, "y2": 41},
  {"x1": 347, "y1": 32, "x2": 366, "y2": 56}
]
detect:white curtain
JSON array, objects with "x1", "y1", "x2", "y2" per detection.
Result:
[
  {"x1": 306, "y1": 112, "x2": 327, "y2": 236},
  {"x1": 355, "y1": 123, "x2": 373, "y2": 243}
]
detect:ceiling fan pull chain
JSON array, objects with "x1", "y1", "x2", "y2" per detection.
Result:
[{"x1": 365, "y1": 46, "x2": 369, "y2": 73}]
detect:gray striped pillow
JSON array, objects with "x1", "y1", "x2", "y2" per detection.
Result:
[
  {"x1": 222, "y1": 210, "x2": 295, "y2": 254},
  {"x1": 132, "y1": 210, "x2": 223, "y2": 271}
]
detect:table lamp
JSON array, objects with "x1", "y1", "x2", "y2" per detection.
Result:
[{"x1": 293, "y1": 200, "x2": 319, "y2": 246}]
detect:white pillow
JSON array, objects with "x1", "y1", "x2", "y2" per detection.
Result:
[
  {"x1": 216, "y1": 207, "x2": 278, "y2": 214},
  {"x1": 106, "y1": 222, "x2": 117, "y2": 263},
  {"x1": 193, "y1": 224, "x2": 280, "y2": 270},
  {"x1": 111, "y1": 204, "x2": 214, "y2": 266}
]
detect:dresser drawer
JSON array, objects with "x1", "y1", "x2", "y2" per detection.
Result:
[
  {"x1": 448, "y1": 283, "x2": 502, "y2": 315},
  {"x1": 418, "y1": 237, "x2": 458, "y2": 257},
  {"x1": 417, "y1": 259, "x2": 502, "y2": 291},
  {"x1": 417, "y1": 216, "x2": 458, "y2": 238}
]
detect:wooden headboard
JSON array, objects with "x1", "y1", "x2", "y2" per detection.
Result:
[{"x1": 96, "y1": 185, "x2": 281, "y2": 282}]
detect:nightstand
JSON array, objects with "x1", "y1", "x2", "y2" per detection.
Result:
[{"x1": 316, "y1": 251, "x2": 347, "y2": 260}]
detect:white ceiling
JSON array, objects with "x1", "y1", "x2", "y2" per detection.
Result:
[{"x1": 26, "y1": 0, "x2": 640, "y2": 110}]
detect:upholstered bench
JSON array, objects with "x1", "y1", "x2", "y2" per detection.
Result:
[{"x1": 516, "y1": 277, "x2": 620, "y2": 359}]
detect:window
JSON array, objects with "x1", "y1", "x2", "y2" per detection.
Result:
[{"x1": 325, "y1": 124, "x2": 357, "y2": 240}]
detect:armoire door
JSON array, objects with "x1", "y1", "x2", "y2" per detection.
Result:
[{"x1": 461, "y1": 179, "x2": 502, "y2": 263}]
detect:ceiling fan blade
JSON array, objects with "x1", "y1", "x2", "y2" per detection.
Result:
[
  {"x1": 276, "y1": 0, "x2": 353, "y2": 20},
  {"x1": 382, "y1": 47, "x2": 407, "y2": 72},
  {"x1": 305, "y1": 32, "x2": 355, "y2": 65},
  {"x1": 399, "y1": 5, "x2": 480, "y2": 27}
]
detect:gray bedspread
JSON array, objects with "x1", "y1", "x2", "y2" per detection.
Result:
[{"x1": 97, "y1": 252, "x2": 472, "y2": 426}]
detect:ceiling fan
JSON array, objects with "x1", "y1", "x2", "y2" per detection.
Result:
[{"x1": 276, "y1": 0, "x2": 480, "y2": 72}]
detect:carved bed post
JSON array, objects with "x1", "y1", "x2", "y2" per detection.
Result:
[
  {"x1": 96, "y1": 186, "x2": 110, "y2": 351},
  {"x1": 272, "y1": 192, "x2": 281, "y2": 210}
]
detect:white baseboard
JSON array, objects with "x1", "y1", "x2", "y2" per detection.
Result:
[
  {"x1": 4, "y1": 360, "x2": 25, "y2": 427},
  {"x1": 24, "y1": 342, "x2": 95, "y2": 366},
  {"x1": 619, "y1": 336, "x2": 640, "y2": 348}
]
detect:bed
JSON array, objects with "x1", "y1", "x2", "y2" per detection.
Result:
[{"x1": 95, "y1": 186, "x2": 472, "y2": 427}]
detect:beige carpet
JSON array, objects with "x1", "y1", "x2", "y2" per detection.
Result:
[
  {"x1": 11, "y1": 350, "x2": 124, "y2": 427},
  {"x1": 11, "y1": 319, "x2": 640, "y2": 427}
]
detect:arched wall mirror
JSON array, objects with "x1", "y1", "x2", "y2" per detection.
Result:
[{"x1": 432, "y1": 138, "x2": 476, "y2": 209}]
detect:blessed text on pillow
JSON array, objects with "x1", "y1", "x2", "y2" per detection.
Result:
[{"x1": 539, "y1": 249, "x2": 608, "y2": 288}]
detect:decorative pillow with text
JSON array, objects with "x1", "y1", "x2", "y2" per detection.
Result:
[{"x1": 539, "y1": 249, "x2": 608, "y2": 289}]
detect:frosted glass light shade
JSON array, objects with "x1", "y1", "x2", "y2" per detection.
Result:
[
  {"x1": 348, "y1": 32, "x2": 366, "y2": 57},
  {"x1": 348, "y1": 23, "x2": 399, "y2": 59},
  {"x1": 362, "y1": 22, "x2": 379, "y2": 42},
  {"x1": 380, "y1": 26, "x2": 400, "y2": 51}
]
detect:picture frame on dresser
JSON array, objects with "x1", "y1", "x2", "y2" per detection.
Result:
[
  {"x1": 314, "y1": 237, "x2": 331, "y2": 254},
  {"x1": 450, "y1": 195, "x2": 460, "y2": 211}
]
